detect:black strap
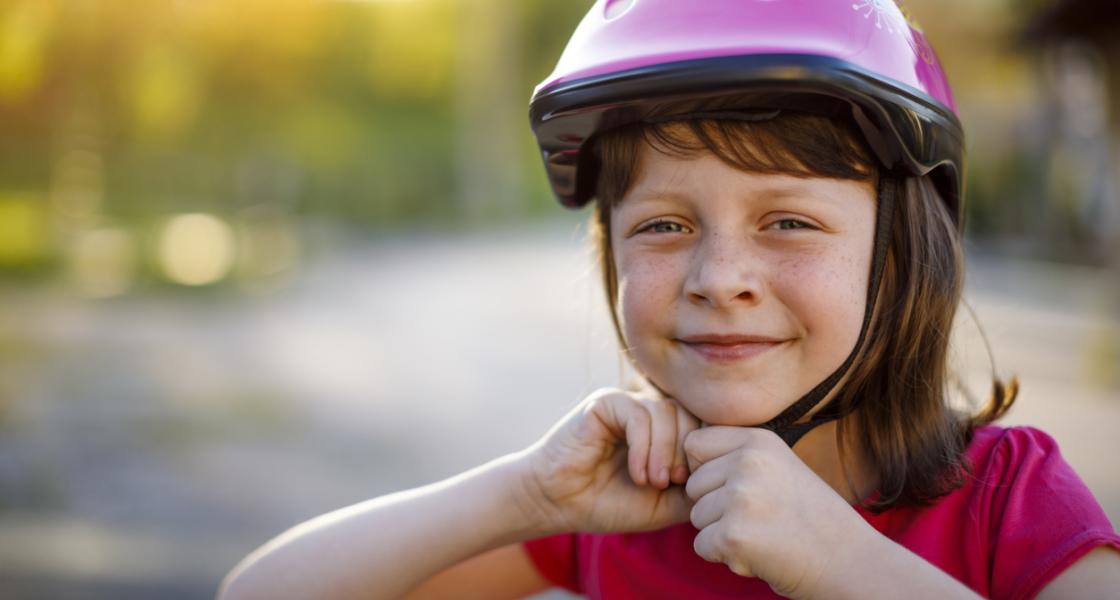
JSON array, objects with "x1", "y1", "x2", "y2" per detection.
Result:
[{"x1": 759, "y1": 173, "x2": 897, "y2": 446}]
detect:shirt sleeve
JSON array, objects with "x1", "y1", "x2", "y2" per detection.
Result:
[
  {"x1": 984, "y1": 426, "x2": 1120, "y2": 600},
  {"x1": 521, "y1": 533, "x2": 583, "y2": 594}
]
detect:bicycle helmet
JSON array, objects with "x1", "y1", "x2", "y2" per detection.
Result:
[{"x1": 529, "y1": 0, "x2": 965, "y2": 446}]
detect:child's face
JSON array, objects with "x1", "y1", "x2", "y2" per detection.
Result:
[{"x1": 609, "y1": 137, "x2": 877, "y2": 426}]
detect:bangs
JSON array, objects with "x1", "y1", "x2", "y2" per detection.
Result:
[{"x1": 594, "y1": 111, "x2": 878, "y2": 207}]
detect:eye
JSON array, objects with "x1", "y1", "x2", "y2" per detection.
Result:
[
  {"x1": 638, "y1": 219, "x2": 690, "y2": 234},
  {"x1": 769, "y1": 218, "x2": 814, "y2": 231}
]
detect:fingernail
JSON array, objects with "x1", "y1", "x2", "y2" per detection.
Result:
[{"x1": 659, "y1": 467, "x2": 669, "y2": 484}]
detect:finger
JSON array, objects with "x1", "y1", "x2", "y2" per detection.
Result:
[
  {"x1": 644, "y1": 398, "x2": 677, "y2": 489},
  {"x1": 592, "y1": 391, "x2": 653, "y2": 486},
  {"x1": 671, "y1": 403, "x2": 701, "y2": 484},
  {"x1": 684, "y1": 425, "x2": 779, "y2": 468},
  {"x1": 615, "y1": 397, "x2": 651, "y2": 486},
  {"x1": 693, "y1": 522, "x2": 756, "y2": 578},
  {"x1": 689, "y1": 486, "x2": 727, "y2": 530},
  {"x1": 684, "y1": 452, "x2": 733, "y2": 501},
  {"x1": 692, "y1": 523, "x2": 724, "y2": 565}
]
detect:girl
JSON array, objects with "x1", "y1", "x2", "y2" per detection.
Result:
[{"x1": 220, "y1": 1, "x2": 1120, "y2": 598}]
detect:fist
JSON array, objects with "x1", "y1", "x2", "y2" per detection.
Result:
[
  {"x1": 683, "y1": 426, "x2": 873, "y2": 598},
  {"x1": 521, "y1": 387, "x2": 703, "y2": 534}
]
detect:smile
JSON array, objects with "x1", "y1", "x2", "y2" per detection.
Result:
[{"x1": 679, "y1": 340, "x2": 787, "y2": 363}]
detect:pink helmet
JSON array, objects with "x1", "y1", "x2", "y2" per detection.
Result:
[{"x1": 529, "y1": 0, "x2": 964, "y2": 222}]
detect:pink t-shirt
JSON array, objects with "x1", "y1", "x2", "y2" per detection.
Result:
[{"x1": 523, "y1": 425, "x2": 1120, "y2": 599}]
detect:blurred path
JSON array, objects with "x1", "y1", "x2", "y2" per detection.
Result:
[
  {"x1": 955, "y1": 252, "x2": 1120, "y2": 526},
  {"x1": 0, "y1": 219, "x2": 1116, "y2": 598}
]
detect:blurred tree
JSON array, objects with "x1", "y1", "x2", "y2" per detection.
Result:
[{"x1": 0, "y1": 0, "x2": 588, "y2": 286}]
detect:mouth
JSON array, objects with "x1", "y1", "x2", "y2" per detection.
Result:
[{"x1": 675, "y1": 337, "x2": 788, "y2": 363}]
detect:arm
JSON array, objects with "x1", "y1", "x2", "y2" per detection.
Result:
[
  {"x1": 403, "y1": 543, "x2": 551, "y2": 600},
  {"x1": 822, "y1": 528, "x2": 982, "y2": 599},
  {"x1": 220, "y1": 388, "x2": 699, "y2": 599},
  {"x1": 1034, "y1": 546, "x2": 1120, "y2": 599},
  {"x1": 218, "y1": 452, "x2": 549, "y2": 600}
]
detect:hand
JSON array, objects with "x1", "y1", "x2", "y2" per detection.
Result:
[
  {"x1": 683, "y1": 426, "x2": 877, "y2": 599},
  {"x1": 518, "y1": 387, "x2": 702, "y2": 535}
]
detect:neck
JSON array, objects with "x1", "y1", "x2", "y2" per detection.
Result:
[{"x1": 791, "y1": 414, "x2": 878, "y2": 505}]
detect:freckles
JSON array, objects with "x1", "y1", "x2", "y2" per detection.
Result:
[
  {"x1": 774, "y1": 250, "x2": 867, "y2": 318},
  {"x1": 832, "y1": 252, "x2": 869, "y2": 303},
  {"x1": 616, "y1": 254, "x2": 687, "y2": 368},
  {"x1": 618, "y1": 254, "x2": 680, "y2": 294}
]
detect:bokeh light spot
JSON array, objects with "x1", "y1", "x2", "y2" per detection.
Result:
[
  {"x1": 157, "y1": 213, "x2": 236, "y2": 286},
  {"x1": 68, "y1": 227, "x2": 136, "y2": 298}
]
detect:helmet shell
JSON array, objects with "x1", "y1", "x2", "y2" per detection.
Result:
[{"x1": 529, "y1": 0, "x2": 965, "y2": 223}]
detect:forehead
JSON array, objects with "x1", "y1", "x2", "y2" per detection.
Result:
[
  {"x1": 619, "y1": 144, "x2": 873, "y2": 209},
  {"x1": 596, "y1": 115, "x2": 879, "y2": 211}
]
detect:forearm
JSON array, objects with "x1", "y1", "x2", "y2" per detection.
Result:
[
  {"x1": 822, "y1": 530, "x2": 982, "y2": 600},
  {"x1": 218, "y1": 451, "x2": 547, "y2": 600}
]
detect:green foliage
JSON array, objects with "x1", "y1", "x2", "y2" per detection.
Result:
[{"x1": 0, "y1": 0, "x2": 588, "y2": 277}]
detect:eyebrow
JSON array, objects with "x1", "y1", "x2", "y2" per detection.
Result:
[
  {"x1": 624, "y1": 184, "x2": 819, "y2": 205},
  {"x1": 622, "y1": 189, "x2": 690, "y2": 205}
]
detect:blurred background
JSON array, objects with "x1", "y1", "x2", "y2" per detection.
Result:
[{"x1": 0, "y1": 0, "x2": 1116, "y2": 597}]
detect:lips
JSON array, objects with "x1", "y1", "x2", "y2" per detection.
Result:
[
  {"x1": 677, "y1": 333, "x2": 786, "y2": 344},
  {"x1": 676, "y1": 333, "x2": 788, "y2": 362}
]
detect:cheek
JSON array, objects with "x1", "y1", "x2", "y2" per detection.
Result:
[
  {"x1": 614, "y1": 254, "x2": 683, "y2": 339},
  {"x1": 774, "y1": 246, "x2": 869, "y2": 345}
]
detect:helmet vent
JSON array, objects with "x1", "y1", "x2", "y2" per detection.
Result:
[{"x1": 604, "y1": 0, "x2": 636, "y2": 21}]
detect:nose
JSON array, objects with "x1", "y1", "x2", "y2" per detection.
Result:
[{"x1": 684, "y1": 230, "x2": 766, "y2": 308}]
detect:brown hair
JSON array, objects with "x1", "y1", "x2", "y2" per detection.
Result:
[{"x1": 587, "y1": 109, "x2": 1018, "y2": 511}]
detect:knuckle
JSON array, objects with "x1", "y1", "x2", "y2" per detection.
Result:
[
  {"x1": 581, "y1": 393, "x2": 610, "y2": 417},
  {"x1": 684, "y1": 477, "x2": 700, "y2": 500},
  {"x1": 736, "y1": 448, "x2": 767, "y2": 471},
  {"x1": 693, "y1": 531, "x2": 715, "y2": 560},
  {"x1": 683, "y1": 431, "x2": 701, "y2": 457},
  {"x1": 715, "y1": 526, "x2": 737, "y2": 552},
  {"x1": 720, "y1": 523, "x2": 749, "y2": 556},
  {"x1": 638, "y1": 396, "x2": 672, "y2": 420},
  {"x1": 656, "y1": 397, "x2": 678, "y2": 416},
  {"x1": 728, "y1": 481, "x2": 755, "y2": 507},
  {"x1": 631, "y1": 404, "x2": 651, "y2": 425},
  {"x1": 584, "y1": 386, "x2": 624, "y2": 405},
  {"x1": 728, "y1": 561, "x2": 752, "y2": 578},
  {"x1": 677, "y1": 409, "x2": 701, "y2": 432}
]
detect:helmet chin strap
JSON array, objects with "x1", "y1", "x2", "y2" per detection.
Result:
[{"x1": 758, "y1": 173, "x2": 897, "y2": 447}]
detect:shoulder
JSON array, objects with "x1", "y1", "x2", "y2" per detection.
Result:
[
  {"x1": 963, "y1": 424, "x2": 1120, "y2": 600},
  {"x1": 967, "y1": 423, "x2": 1058, "y2": 460},
  {"x1": 963, "y1": 424, "x2": 1104, "y2": 529},
  {"x1": 964, "y1": 424, "x2": 1065, "y2": 485}
]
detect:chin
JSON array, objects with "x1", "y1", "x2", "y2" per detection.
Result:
[{"x1": 674, "y1": 386, "x2": 789, "y2": 427}]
